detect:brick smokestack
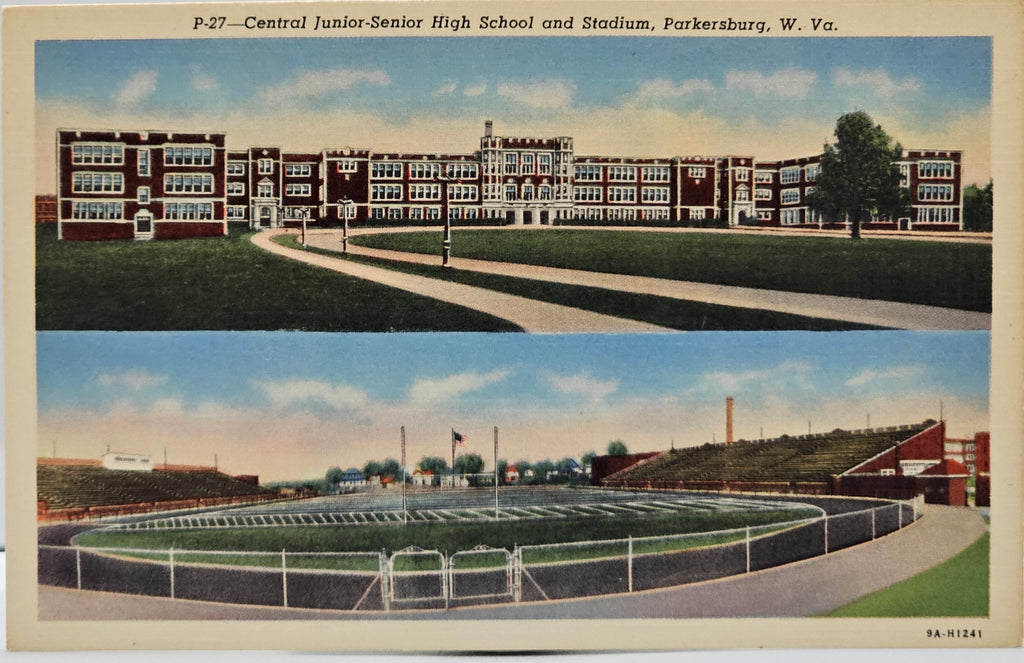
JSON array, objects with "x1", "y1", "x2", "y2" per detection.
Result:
[
  {"x1": 484, "y1": 120, "x2": 493, "y2": 137},
  {"x1": 726, "y1": 396, "x2": 734, "y2": 445}
]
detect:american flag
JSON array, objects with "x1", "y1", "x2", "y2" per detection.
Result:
[{"x1": 453, "y1": 431, "x2": 467, "y2": 447}]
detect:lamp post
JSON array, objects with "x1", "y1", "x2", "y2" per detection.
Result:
[
  {"x1": 439, "y1": 175, "x2": 452, "y2": 267},
  {"x1": 340, "y1": 199, "x2": 353, "y2": 253},
  {"x1": 300, "y1": 208, "x2": 308, "y2": 247}
]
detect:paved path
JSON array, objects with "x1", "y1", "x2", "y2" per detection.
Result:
[
  {"x1": 37, "y1": 505, "x2": 986, "y2": 620},
  {"x1": 295, "y1": 229, "x2": 990, "y2": 331},
  {"x1": 251, "y1": 231, "x2": 669, "y2": 333}
]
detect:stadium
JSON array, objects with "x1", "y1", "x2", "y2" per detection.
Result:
[{"x1": 36, "y1": 415, "x2": 984, "y2": 615}]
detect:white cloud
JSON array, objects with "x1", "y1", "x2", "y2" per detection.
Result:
[
  {"x1": 691, "y1": 361, "x2": 816, "y2": 395},
  {"x1": 97, "y1": 368, "x2": 168, "y2": 391},
  {"x1": 833, "y1": 68, "x2": 921, "y2": 97},
  {"x1": 432, "y1": 80, "x2": 457, "y2": 96},
  {"x1": 252, "y1": 378, "x2": 368, "y2": 411},
  {"x1": 191, "y1": 68, "x2": 219, "y2": 92},
  {"x1": 845, "y1": 365, "x2": 927, "y2": 388},
  {"x1": 546, "y1": 372, "x2": 618, "y2": 403},
  {"x1": 725, "y1": 68, "x2": 817, "y2": 98},
  {"x1": 463, "y1": 82, "x2": 487, "y2": 97},
  {"x1": 636, "y1": 78, "x2": 714, "y2": 100},
  {"x1": 258, "y1": 68, "x2": 390, "y2": 103},
  {"x1": 496, "y1": 80, "x2": 575, "y2": 110},
  {"x1": 409, "y1": 369, "x2": 510, "y2": 405},
  {"x1": 114, "y1": 70, "x2": 158, "y2": 105}
]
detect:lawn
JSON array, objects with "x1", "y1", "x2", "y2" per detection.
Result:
[
  {"x1": 275, "y1": 235, "x2": 875, "y2": 331},
  {"x1": 74, "y1": 506, "x2": 817, "y2": 569},
  {"x1": 352, "y1": 229, "x2": 992, "y2": 312},
  {"x1": 826, "y1": 532, "x2": 989, "y2": 617},
  {"x1": 35, "y1": 224, "x2": 518, "y2": 331}
]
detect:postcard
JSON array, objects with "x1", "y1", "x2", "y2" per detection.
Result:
[{"x1": 4, "y1": 0, "x2": 1022, "y2": 653}]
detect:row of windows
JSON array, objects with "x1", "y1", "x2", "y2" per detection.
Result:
[
  {"x1": 917, "y1": 207, "x2": 957, "y2": 223},
  {"x1": 285, "y1": 164, "x2": 312, "y2": 177},
  {"x1": 227, "y1": 162, "x2": 246, "y2": 175},
  {"x1": 571, "y1": 207, "x2": 673, "y2": 221},
  {"x1": 779, "y1": 164, "x2": 819, "y2": 184},
  {"x1": 918, "y1": 161, "x2": 954, "y2": 178},
  {"x1": 918, "y1": 184, "x2": 954, "y2": 202},
  {"x1": 72, "y1": 201, "x2": 123, "y2": 219},
  {"x1": 285, "y1": 183, "x2": 312, "y2": 197},
  {"x1": 72, "y1": 144, "x2": 124, "y2": 165},
  {"x1": 781, "y1": 188, "x2": 801, "y2": 204},
  {"x1": 371, "y1": 162, "x2": 404, "y2": 179},
  {"x1": 72, "y1": 172, "x2": 123, "y2": 193},
  {"x1": 165, "y1": 146, "x2": 214, "y2": 166},
  {"x1": 165, "y1": 202, "x2": 214, "y2": 220},
  {"x1": 368, "y1": 206, "x2": 482, "y2": 221},
  {"x1": 164, "y1": 173, "x2": 214, "y2": 194}
]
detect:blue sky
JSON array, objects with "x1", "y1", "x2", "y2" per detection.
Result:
[
  {"x1": 35, "y1": 37, "x2": 992, "y2": 189},
  {"x1": 37, "y1": 332, "x2": 990, "y2": 482}
]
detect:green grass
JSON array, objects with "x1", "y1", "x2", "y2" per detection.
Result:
[
  {"x1": 74, "y1": 507, "x2": 817, "y2": 569},
  {"x1": 352, "y1": 229, "x2": 992, "y2": 312},
  {"x1": 275, "y1": 235, "x2": 876, "y2": 331},
  {"x1": 35, "y1": 224, "x2": 519, "y2": 331},
  {"x1": 826, "y1": 532, "x2": 989, "y2": 617}
]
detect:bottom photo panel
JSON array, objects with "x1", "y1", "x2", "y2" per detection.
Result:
[{"x1": 35, "y1": 330, "x2": 991, "y2": 622}]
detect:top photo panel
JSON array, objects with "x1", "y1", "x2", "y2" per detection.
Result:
[{"x1": 36, "y1": 36, "x2": 992, "y2": 332}]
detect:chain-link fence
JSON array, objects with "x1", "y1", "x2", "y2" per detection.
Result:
[{"x1": 39, "y1": 495, "x2": 923, "y2": 611}]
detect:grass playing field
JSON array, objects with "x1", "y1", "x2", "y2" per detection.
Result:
[{"x1": 352, "y1": 229, "x2": 992, "y2": 312}]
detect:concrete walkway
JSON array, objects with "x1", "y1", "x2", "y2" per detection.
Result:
[
  {"x1": 251, "y1": 231, "x2": 670, "y2": 333},
  {"x1": 296, "y1": 229, "x2": 990, "y2": 331},
  {"x1": 36, "y1": 505, "x2": 986, "y2": 620}
]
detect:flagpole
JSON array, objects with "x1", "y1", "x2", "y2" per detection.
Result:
[
  {"x1": 494, "y1": 426, "x2": 499, "y2": 519},
  {"x1": 401, "y1": 426, "x2": 407, "y2": 524}
]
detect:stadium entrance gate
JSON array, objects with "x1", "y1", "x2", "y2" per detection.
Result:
[
  {"x1": 387, "y1": 547, "x2": 447, "y2": 608},
  {"x1": 448, "y1": 545, "x2": 516, "y2": 605}
]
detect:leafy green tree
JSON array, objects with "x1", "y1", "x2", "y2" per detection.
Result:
[
  {"x1": 325, "y1": 466, "x2": 344, "y2": 485},
  {"x1": 454, "y1": 453, "x2": 485, "y2": 475},
  {"x1": 962, "y1": 181, "x2": 993, "y2": 232},
  {"x1": 581, "y1": 451, "x2": 597, "y2": 469},
  {"x1": 532, "y1": 459, "x2": 555, "y2": 483},
  {"x1": 607, "y1": 440, "x2": 628, "y2": 456},
  {"x1": 808, "y1": 111, "x2": 906, "y2": 239},
  {"x1": 496, "y1": 459, "x2": 509, "y2": 485},
  {"x1": 362, "y1": 460, "x2": 382, "y2": 479},
  {"x1": 417, "y1": 456, "x2": 448, "y2": 476},
  {"x1": 378, "y1": 458, "x2": 402, "y2": 482}
]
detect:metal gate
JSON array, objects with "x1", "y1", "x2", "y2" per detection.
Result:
[
  {"x1": 387, "y1": 546, "x2": 447, "y2": 608},
  {"x1": 448, "y1": 545, "x2": 514, "y2": 604}
]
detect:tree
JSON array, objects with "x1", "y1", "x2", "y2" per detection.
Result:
[
  {"x1": 361, "y1": 460, "x2": 382, "y2": 479},
  {"x1": 417, "y1": 456, "x2": 448, "y2": 476},
  {"x1": 581, "y1": 451, "x2": 597, "y2": 469},
  {"x1": 454, "y1": 453, "x2": 484, "y2": 475},
  {"x1": 532, "y1": 459, "x2": 555, "y2": 483},
  {"x1": 607, "y1": 440, "x2": 628, "y2": 456},
  {"x1": 496, "y1": 458, "x2": 509, "y2": 485},
  {"x1": 378, "y1": 458, "x2": 402, "y2": 482},
  {"x1": 807, "y1": 111, "x2": 906, "y2": 239},
  {"x1": 325, "y1": 466, "x2": 344, "y2": 485},
  {"x1": 962, "y1": 181, "x2": 993, "y2": 232}
]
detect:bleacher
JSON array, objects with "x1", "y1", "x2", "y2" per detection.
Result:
[
  {"x1": 37, "y1": 464, "x2": 270, "y2": 511},
  {"x1": 609, "y1": 422, "x2": 932, "y2": 485}
]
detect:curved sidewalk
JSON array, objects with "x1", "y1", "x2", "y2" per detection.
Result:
[
  {"x1": 37, "y1": 506, "x2": 986, "y2": 620},
  {"x1": 251, "y1": 231, "x2": 670, "y2": 333},
  {"x1": 301, "y1": 229, "x2": 990, "y2": 331}
]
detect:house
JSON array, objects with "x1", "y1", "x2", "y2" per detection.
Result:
[
  {"x1": 411, "y1": 469, "x2": 434, "y2": 486},
  {"x1": 505, "y1": 465, "x2": 520, "y2": 484}
]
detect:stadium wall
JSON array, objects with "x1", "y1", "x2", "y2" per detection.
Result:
[{"x1": 591, "y1": 452, "x2": 660, "y2": 485}]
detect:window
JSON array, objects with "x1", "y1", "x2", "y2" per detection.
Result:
[
  {"x1": 521, "y1": 154, "x2": 534, "y2": 175},
  {"x1": 427, "y1": 207, "x2": 441, "y2": 220},
  {"x1": 607, "y1": 208, "x2": 636, "y2": 221},
  {"x1": 336, "y1": 160, "x2": 358, "y2": 173},
  {"x1": 781, "y1": 188, "x2": 801, "y2": 204},
  {"x1": 757, "y1": 210, "x2": 772, "y2": 220},
  {"x1": 641, "y1": 187, "x2": 669, "y2": 203},
  {"x1": 645, "y1": 208, "x2": 670, "y2": 221},
  {"x1": 409, "y1": 183, "x2": 440, "y2": 201},
  {"x1": 138, "y1": 186, "x2": 150, "y2": 204},
  {"x1": 408, "y1": 208, "x2": 423, "y2": 220},
  {"x1": 538, "y1": 186, "x2": 551, "y2": 200},
  {"x1": 165, "y1": 146, "x2": 214, "y2": 166},
  {"x1": 504, "y1": 153, "x2": 519, "y2": 175},
  {"x1": 371, "y1": 207, "x2": 386, "y2": 220},
  {"x1": 780, "y1": 167, "x2": 800, "y2": 184},
  {"x1": 449, "y1": 185, "x2": 478, "y2": 201},
  {"x1": 899, "y1": 164, "x2": 910, "y2": 187},
  {"x1": 688, "y1": 166, "x2": 707, "y2": 179},
  {"x1": 917, "y1": 207, "x2": 956, "y2": 223},
  {"x1": 754, "y1": 171, "x2": 773, "y2": 183},
  {"x1": 539, "y1": 154, "x2": 551, "y2": 174},
  {"x1": 781, "y1": 209, "x2": 802, "y2": 225},
  {"x1": 918, "y1": 184, "x2": 953, "y2": 202},
  {"x1": 285, "y1": 183, "x2": 311, "y2": 196},
  {"x1": 735, "y1": 168, "x2": 748, "y2": 181},
  {"x1": 505, "y1": 185, "x2": 517, "y2": 201},
  {"x1": 371, "y1": 184, "x2": 402, "y2": 201},
  {"x1": 574, "y1": 186, "x2": 602, "y2": 202},
  {"x1": 258, "y1": 158, "x2": 274, "y2": 175},
  {"x1": 164, "y1": 173, "x2": 214, "y2": 194},
  {"x1": 522, "y1": 185, "x2": 534, "y2": 201},
  {"x1": 755, "y1": 187, "x2": 772, "y2": 200},
  {"x1": 574, "y1": 165, "x2": 602, "y2": 181},
  {"x1": 227, "y1": 206, "x2": 247, "y2": 219},
  {"x1": 138, "y1": 149, "x2": 150, "y2": 176},
  {"x1": 446, "y1": 163, "x2": 478, "y2": 179},
  {"x1": 257, "y1": 182, "x2": 274, "y2": 198},
  {"x1": 608, "y1": 186, "x2": 636, "y2": 203},
  {"x1": 642, "y1": 166, "x2": 670, "y2": 182},
  {"x1": 285, "y1": 164, "x2": 312, "y2": 177},
  {"x1": 227, "y1": 182, "x2": 245, "y2": 196},
  {"x1": 72, "y1": 201, "x2": 123, "y2": 219},
  {"x1": 918, "y1": 161, "x2": 953, "y2": 178},
  {"x1": 389, "y1": 208, "x2": 402, "y2": 220},
  {"x1": 410, "y1": 163, "x2": 440, "y2": 179},
  {"x1": 734, "y1": 186, "x2": 749, "y2": 202},
  {"x1": 690, "y1": 208, "x2": 705, "y2": 221},
  {"x1": 371, "y1": 162, "x2": 403, "y2": 179},
  {"x1": 804, "y1": 164, "x2": 821, "y2": 181},
  {"x1": 227, "y1": 162, "x2": 246, "y2": 175},
  {"x1": 72, "y1": 172, "x2": 123, "y2": 193},
  {"x1": 165, "y1": 202, "x2": 213, "y2": 220},
  {"x1": 72, "y1": 144, "x2": 124, "y2": 165},
  {"x1": 607, "y1": 166, "x2": 637, "y2": 182}
]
